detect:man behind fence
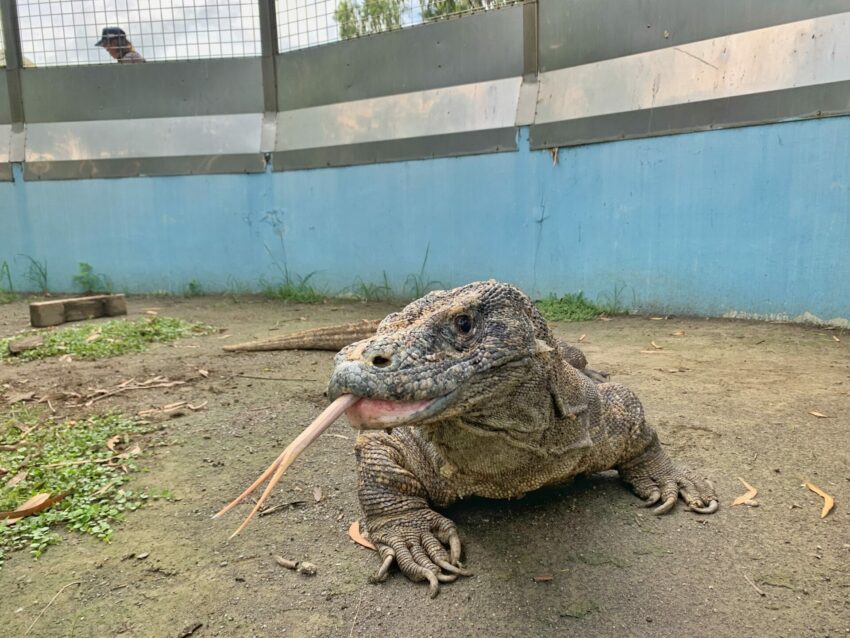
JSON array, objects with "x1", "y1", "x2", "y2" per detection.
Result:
[{"x1": 95, "y1": 27, "x2": 146, "y2": 64}]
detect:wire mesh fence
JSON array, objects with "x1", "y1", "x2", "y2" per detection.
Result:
[
  {"x1": 276, "y1": 0, "x2": 519, "y2": 53},
  {"x1": 16, "y1": 0, "x2": 261, "y2": 67},
  {"x1": 1, "y1": 0, "x2": 518, "y2": 67}
]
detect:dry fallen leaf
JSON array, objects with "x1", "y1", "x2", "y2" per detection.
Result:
[
  {"x1": 198, "y1": 369, "x2": 209, "y2": 378},
  {"x1": 532, "y1": 574, "x2": 554, "y2": 583},
  {"x1": 832, "y1": 335, "x2": 841, "y2": 342},
  {"x1": 804, "y1": 482, "x2": 835, "y2": 518},
  {"x1": 808, "y1": 411, "x2": 830, "y2": 418},
  {"x1": 84, "y1": 331, "x2": 102, "y2": 343},
  {"x1": 671, "y1": 330, "x2": 685, "y2": 337},
  {"x1": 313, "y1": 486, "x2": 323, "y2": 503},
  {"x1": 1, "y1": 492, "x2": 68, "y2": 524},
  {"x1": 106, "y1": 435, "x2": 121, "y2": 452},
  {"x1": 6, "y1": 391, "x2": 36, "y2": 405},
  {"x1": 348, "y1": 520, "x2": 376, "y2": 551},
  {"x1": 650, "y1": 317, "x2": 664, "y2": 321},
  {"x1": 578, "y1": 334, "x2": 586, "y2": 343},
  {"x1": 650, "y1": 341, "x2": 663, "y2": 350},
  {"x1": 6, "y1": 470, "x2": 28, "y2": 488},
  {"x1": 640, "y1": 350, "x2": 665, "y2": 354},
  {"x1": 732, "y1": 477, "x2": 758, "y2": 506}
]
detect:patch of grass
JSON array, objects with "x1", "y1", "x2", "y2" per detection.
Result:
[
  {"x1": 348, "y1": 273, "x2": 394, "y2": 302},
  {"x1": 0, "y1": 261, "x2": 15, "y2": 304},
  {"x1": 536, "y1": 292, "x2": 606, "y2": 322},
  {"x1": 595, "y1": 283, "x2": 630, "y2": 316},
  {"x1": 0, "y1": 316, "x2": 212, "y2": 363},
  {"x1": 183, "y1": 279, "x2": 204, "y2": 297},
  {"x1": 402, "y1": 244, "x2": 443, "y2": 300},
  {"x1": 18, "y1": 255, "x2": 49, "y2": 295},
  {"x1": 0, "y1": 407, "x2": 155, "y2": 566},
  {"x1": 260, "y1": 271, "x2": 326, "y2": 303},
  {"x1": 72, "y1": 262, "x2": 112, "y2": 294}
]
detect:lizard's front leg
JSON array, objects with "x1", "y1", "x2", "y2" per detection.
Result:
[
  {"x1": 355, "y1": 429, "x2": 470, "y2": 597},
  {"x1": 597, "y1": 384, "x2": 719, "y2": 515}
]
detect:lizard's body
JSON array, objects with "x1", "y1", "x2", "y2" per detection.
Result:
[{"x1": 319, "y1": 281, "x2": 717, "y2": 595}]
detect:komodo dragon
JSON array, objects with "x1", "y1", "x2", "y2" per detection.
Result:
[{"x1": 221, "y1": 280, "x2": 718, "y2": 597}]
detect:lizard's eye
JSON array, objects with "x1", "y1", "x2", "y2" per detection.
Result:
[{"x1": 453, "y1": 314, "x2": 473, "y2": 335}]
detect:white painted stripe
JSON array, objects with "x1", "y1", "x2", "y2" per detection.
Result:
[
  {"x1": 276, "y1": 77, "x2": 522, "y2": 151},
  {"x1": 25, "y1": 114, "x2": 263, "y2": 162},
  {"x1": 536, "y1": 12, "x2": 850, "y2": 123}
]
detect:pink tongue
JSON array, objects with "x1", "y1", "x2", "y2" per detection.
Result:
[{"x1": 346, "y1": 397, "x2": 435, "y2": 428}]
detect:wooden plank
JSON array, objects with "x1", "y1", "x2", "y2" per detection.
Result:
[{"x1": 29, "y1": 294, "x2": 128, "y2": 327}]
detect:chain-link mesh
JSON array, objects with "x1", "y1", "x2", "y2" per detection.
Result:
[
  {"x1": 276, "y1": 0, "x2": 518, "y2": 53},
  {"x1": 16, "y1": 0, "x2": 261, "y2": 67}
]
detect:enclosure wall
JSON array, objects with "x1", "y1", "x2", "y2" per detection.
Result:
[
  {"x1": 2, "y1": 116, "x2": 849, "y2": 322},
  {"x1": 1, "y1": 1, "x2": 849, "y2": 322}
]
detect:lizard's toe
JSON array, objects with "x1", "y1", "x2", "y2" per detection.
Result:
[
  {"x1": 620, "y1": 443, "x2": 719, "y2": 516},
  {"x1": 365, "y1": 510, "x2": 471, "y2": 597}
]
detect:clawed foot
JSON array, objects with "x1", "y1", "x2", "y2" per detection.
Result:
[
  {"x1": 364, "y1": 509, "x2": 472, "y2": 598},
  {"x1": 620, "y1": 445, "x2": 718, "y2": 515}
]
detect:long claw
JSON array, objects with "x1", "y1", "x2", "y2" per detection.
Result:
[
  {"x1": 643, "y1": 489, "x2": 662, "y2": 507},
  {"x1": 370, "y1": 554, "x2": 395, "y2": 584},
  {"x1": 652, "y1": 495, "x2": 677, "y2": 515},
  {"x1": 424, "y1": 570, "x2": 440, "y2": 598},
  {"x1": 448, "y1": 533, "x2": 462, "y2": 564},
  {"x1": 216, "y1": 394, "x2": 359, "y2": 537},
  {"x1": 434, "y1": 558, "x2": 472, "y2": 577},
  {"x1": 436, "y1": 573, "x2": 458, "y2": 583},
  {"x1": 690, "y1": 499, "x2": 719, "y2": 514}
]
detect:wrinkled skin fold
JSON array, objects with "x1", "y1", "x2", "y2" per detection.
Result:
[{"x1": 327, "y1": 281, "x2": 717, "y2": 596}]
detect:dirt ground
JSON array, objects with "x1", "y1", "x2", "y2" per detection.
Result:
[{"x1": 0, "y1": 295, "x2": 848, "y2": 638}]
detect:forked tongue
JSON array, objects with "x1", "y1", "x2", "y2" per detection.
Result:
[{"x1": 213, "y1": 393, "x2": 359, "y2": 538}]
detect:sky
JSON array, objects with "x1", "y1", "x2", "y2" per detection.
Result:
[
  {"x1": 0, "y1": 1, "x2": 505, "y2": 67},
  {"x1": 0, "y1": 0, "x2": 434, "y2": 67}
]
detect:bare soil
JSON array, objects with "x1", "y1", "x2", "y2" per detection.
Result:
[{"x1": 0, "y1": 296, "x2": 848, "y2": 638}]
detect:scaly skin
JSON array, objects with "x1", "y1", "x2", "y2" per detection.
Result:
[{"x1": 327, "y1": 281, "x2": 717, "y2": 596}]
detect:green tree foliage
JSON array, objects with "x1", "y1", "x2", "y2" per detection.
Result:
[
  {"x1": 336, "y1": 0, "x2": 402, "y2": 38},
  {"x1": 335, "y1": 0, "x2": 510, "y2": 39}
]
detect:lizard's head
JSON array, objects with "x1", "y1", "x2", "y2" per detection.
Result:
[{"x1": 328, "y1": 280, "x2": 555, "y2": 429}]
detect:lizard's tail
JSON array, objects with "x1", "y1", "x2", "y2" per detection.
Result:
[{"x1": 222, "y1": 319, "x2": 381, "y2": 352}]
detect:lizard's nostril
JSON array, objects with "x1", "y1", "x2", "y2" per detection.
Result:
[{"x1": 370, "y1": 354, "x2": 392, "y2": 368}]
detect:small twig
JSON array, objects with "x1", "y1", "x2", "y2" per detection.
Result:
[
  {"x1": 273, "y1": 555, "x2": 299, "y2": 570},
  {"x1": 85, "y1": 380, "x2": 187, "y2": 406},
  {"x1": 743, "y1": 573, "x2": 766, "y2": 597},
  {"x1": 236, "y1": 375, "x2": 319, "y2": 382},
  {"x1": 258, "y1": 500, "x2": 306, "y2": 517},
  {"x1": 41, "y1": 456, "x2": 118, "y2": 469},
  {"x1": 349, "y1": 590, "x2": 364, "y2": 638},
  {"x1": 25, "y1": 581, "x2": 81, "y2": 636}
]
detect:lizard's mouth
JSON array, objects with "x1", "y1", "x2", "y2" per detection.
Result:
[{"x1": 345, "y1": 392, "x2": 457, "y2": 429}]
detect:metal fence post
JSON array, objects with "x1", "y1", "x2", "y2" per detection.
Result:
[
  {"x1": 258, "y1": 0, "x2": 279, "y2": 114},
  {"x1": 1, "y1": 0, "x2": 25, "y2": 124},
  {"x1": 522, "y1": 0, "x2": 539, "y2": 80}
]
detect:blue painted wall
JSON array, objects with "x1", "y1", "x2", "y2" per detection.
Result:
[{"x1": 2, "y1": 118, "x2": 849, "y2": 320}]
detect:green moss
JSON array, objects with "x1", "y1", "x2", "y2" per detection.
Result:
[
  {"x1": 0, "y1": 407, "x2": 160, "y2": 566},
  {"x1": 0, "y1": 316, "x2": 212, "y2": 363},
  {"x1": 536, "y1": 292, "x2": 606, "y2": 322}
]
